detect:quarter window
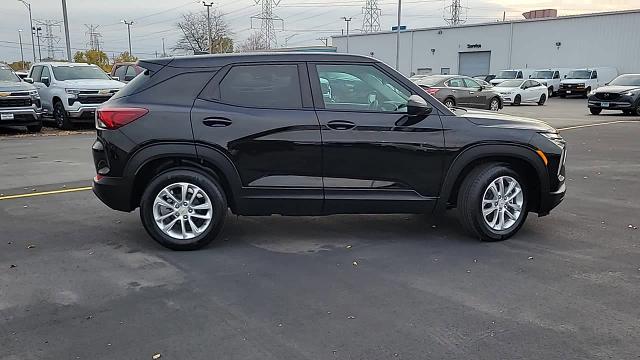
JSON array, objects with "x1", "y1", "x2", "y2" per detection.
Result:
[
  {"x1": 315, "y1": 64, "x2": 410, "y2": 112},
  {"x1": 219, "y1": 64, "x2": 302, "y2": 109}
]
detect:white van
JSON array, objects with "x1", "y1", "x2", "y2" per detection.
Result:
[
  {"x1": 529, "y1": 68, "x2": 571, "y2": 96},
  {"x1": 490, "y1": 69, "x2": 535, "y2": 86},
  {"x1": 559, "y1": 67, "x2": 618, "y2": 97}
]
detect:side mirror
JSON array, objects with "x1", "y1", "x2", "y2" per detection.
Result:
[
  {"x1": 407, "y1": 95, "x2": 432, "y2": 116},
  {"x1": 564, "y1": 75, "x2": 567, "y2": 78},
  {"x1": 41, "y1": 76, "x2": 50, "y2": 87},
  {"x1": 528, "y1": 75, "x2": 531, "y2": 78},
  {"x1": 24, "y1": 77, "x2": 34, "y2": 84}
]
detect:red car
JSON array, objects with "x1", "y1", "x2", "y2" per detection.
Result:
[{"x1": 110, "y1": 62, "x2": 144, "y2": 83}]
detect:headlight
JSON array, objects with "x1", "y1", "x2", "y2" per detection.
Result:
[
  {"x1": 623, "y1": 90, "x2": 637, "y2": 96},
  {"x1": 589, "y1": 89, "x2": 597, "y2": 96},
  {"x1": 540, "y1": 132, "x2": 566, "y2": 149},
  {"x1": 65, "y1": 88, "x2": 80, "y2": 96},
  {"x1": 577, "y1": 83, "x2": 585, "y2": 87}
]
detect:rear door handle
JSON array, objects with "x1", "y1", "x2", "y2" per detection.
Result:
[
  {"x1": 202, "y1": 117, "x2": 232, "y2": 127},
  {"x1": 327, "y1": 120, "x2": 356, "y2": 130}
]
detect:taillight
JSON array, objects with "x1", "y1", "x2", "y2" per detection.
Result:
[
  {"x1": 96, "y1": 107, "x2": 148, "y2": 129},
  {"x1": 425, "y1": 87, "x2": 440, "y2": 95}
]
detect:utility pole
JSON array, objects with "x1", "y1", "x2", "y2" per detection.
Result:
[
  {"x1": 341, "y1": 17, "x2": 352, "y2": 53},
  {"x1": 202, "y1": 2, "x2": 214, "y2": 54},
  {"x1": 34, "y1": 26, "x2": 42, "y2": 61},
  {"x1": 162, "y1": 38, "x2": 166, "y2": 57},
  {"x1": 61, "y1": 0, "x2": 71, "y2": 61},
  {"x1": 121, "y1": 20, "x2": 133, "y2": 56},
  {"x1": 18, "y1": 0, "x2": 37, "y2": 63},
  {"x1": 18, "y1": 30, "x2": 25, "y2": 67},
  {"x1": 283, "y1": 33, "x2": 297, "y2": 47},
  {"x1": 395, "y1": 0, "x2": 401, "y2": 70}
]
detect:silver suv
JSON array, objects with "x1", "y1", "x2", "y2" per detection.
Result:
[
  {"x1": 0, "y1": 64, "x2": 42, "y2": 132},
  {"x1": 28, "y1": 62, "x2": 124, "y2": 129}
]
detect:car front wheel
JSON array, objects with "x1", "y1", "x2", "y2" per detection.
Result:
[
  {"x1": 590, "y1": 107, "x2": 602, "y2": 115},
  {"x1": 457, "y1": 163, "x2": 528, "y2": 241},
  {"x1": 53, "y1": 101, "x2": 73, "y2": 130},
  {"x1": 489, "y1": 97, "x2": 500, "y2": 111},
  {"x1": 139, "y1": 169, "x2": 227, "y2": 250}
]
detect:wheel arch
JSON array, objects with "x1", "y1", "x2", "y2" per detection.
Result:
[{"x1": 437, "y1": 144, "x2": 549, "y2": 214}]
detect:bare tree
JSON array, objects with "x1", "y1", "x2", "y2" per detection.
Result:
[
  {"x1": 238, "y1": 32, "x2": 265, "y2": 52},
  {"x1": 174, "y1": 10, "x2": 233, "y2": 54}
]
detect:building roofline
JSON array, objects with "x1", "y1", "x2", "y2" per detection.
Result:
[{"x1": 332, "y1": 8, "x2": 640, "y2": 38}]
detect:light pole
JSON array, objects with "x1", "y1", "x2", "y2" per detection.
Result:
[
  {"x1": 283, "y1": 33, "x2": 298, "y2": 48},
  {"x1": 395, "y1": 0, "x2": 401, "y2": 70},
  {"x1": 18, "y1": 30, "x2": 25, "y2": 68},
  {"x1": 61, "y1": 0, "x2": 72, "y2": 62},
  {"x1": 121, "y1": 20, "x2": 134, "y2": 56},
  {"x1": 17, "y1": 0, "x2": 36, "y2": 63},
  {"x1": 202, "y1": 2, "x2": 213, "y2": 54},
  {"x1": 341, "y1": 17, "x2": 352, "y2": 53}
]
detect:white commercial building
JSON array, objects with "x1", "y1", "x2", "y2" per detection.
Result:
[{"x1": 331, "y1": 9, "x2": 640, "y2": 77}]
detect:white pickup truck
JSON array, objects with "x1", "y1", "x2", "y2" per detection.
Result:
[
  {"x1": 28, "y1": 62, "x2": 124, "y2": 129},
  {"x1": 0, "y1": 64, "x2": 42, "y2": 132},
  {"x1": 559, "y1": 67, "x2": 618, "y2": 98}
]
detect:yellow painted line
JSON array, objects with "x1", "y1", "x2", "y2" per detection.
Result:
[
  {"x1": 0, "y1": 186, "x2": 92, "y2": 201},
  {"x1": 558, "y1": 120, "x2": 638, "y2": 131}
]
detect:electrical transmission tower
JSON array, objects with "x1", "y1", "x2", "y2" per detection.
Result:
[
  {"x1": 85, "y1": 24, "x2": 102, "y2": 51},
  {"x1": 444, "y1": 0, "x2": 467, "y2": 26},
  {"x1": 251, "y1": 0, "x2": 284, "y2": 49},
  {"x1": 362, "y1": 0, "x2": 381, "y2": 33},
  {"x1": 34, "y1": 19, "x2": 62, "y2": 60}
]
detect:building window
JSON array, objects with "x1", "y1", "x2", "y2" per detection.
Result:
[{"x1": 441, "y1": 67, "x2": 450, "y2": 75}]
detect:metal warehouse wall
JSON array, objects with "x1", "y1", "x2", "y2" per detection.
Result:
[{"x1": 332, "y1": 10, "x2": 640, "y2": 76}]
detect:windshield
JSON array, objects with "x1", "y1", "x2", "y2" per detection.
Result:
[
  {"x1": 609, "y1": 74, "x2": 640, "y2": 86},
  {"x1": 497, "y1": 71, "x2": 517, "y2": 79},
  {"x1": 495, "y1": 80, "x2": 523, "y2": 88},
  {"x1": 414, "y1": 77, "x2": 442, "y2": 87},
  {"x1": 531, "y1": 71, "x2": 553, "y2": 79},
  {"x1": 0, "y1": 68, "x2": 21, "y2": 82},
  {"x1": 566, "y1": 70, "x2": 591, "y2": 79},
  {"x1": 52, "y1": 65, "x2": 110, "y2": 81}
]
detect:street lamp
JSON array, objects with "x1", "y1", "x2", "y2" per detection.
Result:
[
  {"x1": 341, "y1": 17, "x2": 352, "y2": 53},
  {"x1": 283, "y1": 34, "x2": 298, "y2": 48},
  {"x1": 18, "y1": 30, "x2": 25, "y2": 68},
  {"x1": 202, "y1": 2, "x2": 213, "y2": 54},
  {"x1": 17, "y1": 0, "x2": 36, "y2": 63},
  {"x1": 121, "y1": 20, "x2": 134, "y2": 56},
  {"x1": 395, "y1": 0, "x2": 402, "y2": 70}
]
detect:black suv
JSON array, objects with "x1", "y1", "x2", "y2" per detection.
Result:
[{"x1": 92, "y1": 53, "x2": 566, "y2": 250}]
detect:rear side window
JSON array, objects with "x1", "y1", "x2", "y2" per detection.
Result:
[
  {"x1": 219, "y1": 65, "x2": 302, "y2": 109},
  {"x1": 112, "y1": 71, "x2": 214, "y2": 106}
]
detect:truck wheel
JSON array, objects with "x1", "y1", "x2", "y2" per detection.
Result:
[
  {"x1": 53, "y1": 101, "x2": 73, "y2": 130},
  {"x1": 590, "y1": 108, "x2": 602, "y2": 115},
  {"x1": 139, "y1": 169, "x2": 227, "y2": 250},
  {"x1": 457, "y1": 163, "x2": 528, "y2": 241},
  {"x1": 548, "y1": 87, "x2": 553, "y2": 97},
  {"x1": 26, "y1": 123, "x2": 42, "y2": 132}
]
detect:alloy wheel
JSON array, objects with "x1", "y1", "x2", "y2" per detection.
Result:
[
  {"x1": 481, "y1": 176, "x2": 524, "y2": 231},
  {"x1": 152, "y1": 182, "x2": 213, "y2": 240},
  {"x1": 490, "y1": 98, "x2": 499, "y2": 111}
]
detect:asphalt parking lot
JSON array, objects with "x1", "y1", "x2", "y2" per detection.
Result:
[{"x1": 1, "y1": 97, "x2": 639, "y2": 359}]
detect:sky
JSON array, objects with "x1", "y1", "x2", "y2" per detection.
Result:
[{"x1": 1, "y1": 0, "x2": 638, "y2": 63}]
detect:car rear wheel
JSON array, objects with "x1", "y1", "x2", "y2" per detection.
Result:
[
  {"x1": 457, "y1": 163, "x2": 528, "y2": 241},
  {"x1": 538, "y1": 94, "x2": 546, "y2": 105},
  {"x1": 513, "y1": 95, "x2": 521, "y2": 106},
  {"x1": 489, "y1": 97, "x2": 500, "y2": 111},
  {"x1": 590, "y1": 107, "x2": 602, "y2": 115},
  {"x1": 443, "y1": 98, "x2": 455, "y2": 108},
  {"x1": 140, "y1": 169, "x2": 227, "y2": 250},
  {"x1": 53, "y1": 100, "x2": 73, "y2": 130}
]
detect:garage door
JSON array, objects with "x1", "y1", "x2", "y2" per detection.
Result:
[{"x1": 458, "y1": 51, "x2": 491, "y2": 77}]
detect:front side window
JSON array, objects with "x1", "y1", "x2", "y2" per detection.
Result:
[
  {"x1": 553, "y1": 71, "x2": 560, "y2": 79},
  {"x1": 463, "y1": 78, "x2": 481, "y2": 88},
  {"x1": 125, "y1": 66, "x2": 138, "y2": 80},
  {"x1": 52, "y1": 65, "x2": 110, "y2": 81},
  {"x1": 30, "y1": 66, "x2": 43, "y2": 82},
  {"x1": 114, "y1": 65, "x2": 126, "y2": 79},
  {"x1": 219, "y1": 64, "x2": 302, "y2": 109},
  {"x1": 591, "y1": 71, "x2": 598, "y2": 79},
  {"x1": 315, "y1": 64, "x2": 410, "y2": 112},
  {"x1": 516, "y1": 71, "x2": 523, "y2": 79},
  {"x1": 41, "y1": 66, "x2": 50, "y2": 81}
]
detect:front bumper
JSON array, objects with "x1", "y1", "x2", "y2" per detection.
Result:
[
  {"x1": 559, "y1": 86, "x2": 587, "y2": 95},
  {"x1": 0, "y1": 107, "x2": 42, "y2": 126},
  {"x1": 587, "y1": 95, "x2": 636, "y2": 110},
  {"x1": 67, "y1": 105, "x2": 98, "y2": 119}
]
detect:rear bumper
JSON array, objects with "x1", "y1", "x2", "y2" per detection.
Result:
[{"x1": 92, "y1": 175, "x2": 135, "y2": 212}]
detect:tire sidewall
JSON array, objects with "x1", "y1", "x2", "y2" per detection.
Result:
[
  {"x1": 139, "y1": 169, "x2": 227, "y2": 250},
  {"x1": 471, "y1": 167, "x2": 529, "y2": 241}
]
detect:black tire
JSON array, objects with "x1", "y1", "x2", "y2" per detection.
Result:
[
  {"x1": 53, "y1": 100, "x2": 73, "y2": 130},
  {"x1": 583, "y1": 87, "x2": 591, "y2": 98},
  {"x1": 443, "y1": 98, "x2": 455, "y2": 108},
  {"x1": 457, "y1": 163, "x2": 529, "y2": 241},
  {"x1": 538, "y1": 93, "x2": 546, "y2": 105},
  {"x1": 488, "y1": 97, "x2": 500, "y2": 111},
  {"x1": 559, "y1": 93, "x2": 566, "y2": 98},
  {"x1": 26, "y1": 123, "x2": 42, "y2": 132},
  {"x1": 590, "y1": 107, "x2": 602, "y2": 115},
  {"x1": 139, "y1": 169, "x2": 227, "y2": 250},
  {"x1": 633, "y1": 101, "x2": 640, "y2": 116},
  {"x1": 548, "y1": 87, "x2": 553, "y2": 97},
  {"x1": 513, "y1": 95, "x2": 521, "y2": 106}
]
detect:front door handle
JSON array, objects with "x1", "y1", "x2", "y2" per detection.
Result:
[
  {"x1": 327, "y1": 120, "x2": 356, "y2": 130},
  {"x1": 203, "y1": 117, "x2": 232, "y2": 127}
]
